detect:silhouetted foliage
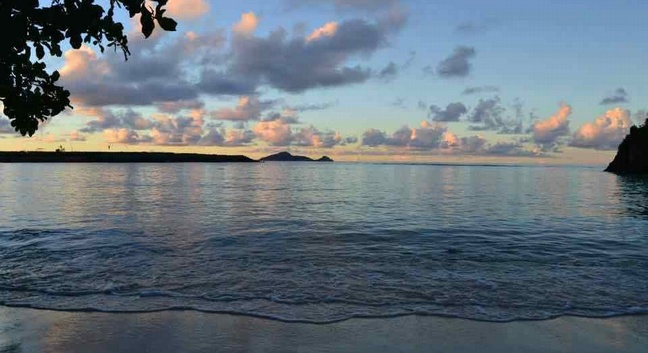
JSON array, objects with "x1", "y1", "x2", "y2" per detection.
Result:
[{"x1": 0, "y1": 0, "x2": 177, "y2": 136}]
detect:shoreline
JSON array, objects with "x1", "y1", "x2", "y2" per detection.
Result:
[
  {"x1": 1, "y1": 306, "x2": 646, "y2": 353},
  {"x1": 0, "y1": 151, "x2": 258, "y2": 163}
]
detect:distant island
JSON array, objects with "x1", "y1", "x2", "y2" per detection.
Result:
[
  {"x1": 0, "y1": 151, "x2": 333, "y2": 164},
  {"x1": 0, "y1": 152, "x2": 257, "y2": 163},
  {"x1": 605, "y1": 119, "x2": 648, "y2": 174},
  {"x1": 260, "y1": 152, "x2": 334, "y2": 162}
]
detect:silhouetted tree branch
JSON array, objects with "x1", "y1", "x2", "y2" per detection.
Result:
[{"x1": 0, "y1": 0, "x2": 177, "y2": 136}]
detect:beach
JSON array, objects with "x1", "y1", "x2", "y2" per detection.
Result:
[{"x1": 0, "y1": 307, "x2": 646, "y2": 353}]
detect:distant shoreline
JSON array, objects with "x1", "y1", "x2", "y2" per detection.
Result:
[
  {"x1": 0, "y1": 151, "x2": 336, "y2": 164},
  {"x1": 0, "y1": 152, "x2": 258, "y2": 163}
]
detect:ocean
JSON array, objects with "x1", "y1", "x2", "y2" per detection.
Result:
[{"x1": 0, "y1": 163, "x2": 646, "y2": 323}]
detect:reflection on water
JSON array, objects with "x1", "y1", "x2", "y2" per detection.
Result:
[
  {"x1": 616, "y1": 174, "x2": 648, "y2": 217},
  {"x1": 0, "y1": 163, "x2": 646, "y2": 323}
]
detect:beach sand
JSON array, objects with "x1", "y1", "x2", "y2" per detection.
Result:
[{"x1": 0, "y1": 307, "x2": 646, "y2": 353}]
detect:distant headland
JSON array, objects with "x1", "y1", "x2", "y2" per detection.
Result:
[
  {"x1": 260, "y1": 152, "x2": 333, "y2": 162},
  {"x1": 605, "y1": 119, "x2": 648, "y2": 174},
  {"x1": 0, "y1": 151, "x2": 333, "y2": 163}
]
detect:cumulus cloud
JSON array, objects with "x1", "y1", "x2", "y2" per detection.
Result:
[
  {"x1": 60, "y1": 43, "x2": 194, "y2": 107},
  {"x1": 211, "y1": 96, "x2": 277, "y2": 122},
  {"x1": 462, "y1": 85, "x2": 500, "y2": 95},
  {"x1": 436, "y1": 46, "x2": 476, "y2": 78},
  {"x1": 530, "y1": 103, "x2": 572, "y2": 150},
  {"x1": 362, "y1": 121, "x2": 447, "y2": 149},
  {"x1": 233, "y1": 12, "x2": 260, "y2": 36},
  {"x1": 294, "y1": 127, "x2": 343, "y2": 148},
  {"x1": 149, "y1": 114, "x2": 204, "y2": 146},
  {"x1": 600, "y1": 88, "x2": 629, "y2": 105},
  {"x1": 228, "y1": 14, "x2": 404, "y2": 93},
  {"x1": 59, "y1": 31, "x2": 230, "y2": 107},
  {"x1": 253, "y1": 119, "x2": 294, "y2": 146},
  {"x1": 80, "y1": 109, "x2": 154, "y2": 133},
  {"x1": 104, "y1": 129, "x2": 149, "y2": 144},
  {"x1": 166, "y1": 0, "x2": 210, "y2": 20},
  {"x1": 571, "y1": 108, "x2": 633, "y2": 150},
  {"x1": 361, "y1": 122, "x2": 539, "y2": 156},
  {"x1": 428, "y1": 102, "x2": 468, "y2": 122},
  {"x1": 263, "y1": 109, "x2": 301, "y2": 124},
  {"x1": 199, "y1": 128, "x2": 256, "y2": 147}
]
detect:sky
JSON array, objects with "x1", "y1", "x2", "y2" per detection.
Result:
[{"x1": 2, "y1": 0, "x2": 647, "y2": 164}]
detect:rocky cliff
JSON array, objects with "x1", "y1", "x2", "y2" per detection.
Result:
[{"x1": 605, "y1": 119, "x2": 648, "y2": 174}]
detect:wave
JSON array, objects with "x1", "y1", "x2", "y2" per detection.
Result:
[{"x1": 1, "y1": 287, "x2": 647, "y2": 324}]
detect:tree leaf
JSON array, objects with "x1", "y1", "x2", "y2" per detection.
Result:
[
  {"x1": 70, "y1": 34, "x2": 82, "y2": 49},
  {"x1": 158, "y1": 17, "x2": 177, "y2": 31},
  {"x1": 35, "y1": 44, "x2": 45, "y2": 60},
  {"x1": 140, "y1": 11, "x2": 155, "y2": 38}
]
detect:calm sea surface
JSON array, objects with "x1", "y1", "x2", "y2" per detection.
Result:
[{"x1": 0, "y1": 163, "x2": 646, "y2": 323}]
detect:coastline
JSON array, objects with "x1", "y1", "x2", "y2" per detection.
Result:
[
  {"x1": 0, "y1": 152, "x2": 258, "y2": 163},
  {"x1": 1, "y1": 307, "x2": 646, "y2": 353}
]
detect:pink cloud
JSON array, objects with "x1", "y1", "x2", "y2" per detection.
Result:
[
  {"x1": 166, "y1": 0, "x2": 210, "y2": 20},
  {"x1": 233, "y1": 12, "x2": 259, "y2": 36},
  {"x1": 571, "y1": 107, "x2": 633, "y2": 150}
]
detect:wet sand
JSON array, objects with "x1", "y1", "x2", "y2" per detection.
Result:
[{"x1": 0, "y1": 307, "x2": 646, "y2": 353}]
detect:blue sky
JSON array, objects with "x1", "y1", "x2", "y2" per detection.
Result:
[{"x1": 2, "y1": 0, "x2": 646, "y2": 164}]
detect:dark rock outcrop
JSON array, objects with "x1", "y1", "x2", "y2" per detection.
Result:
[
  {"x1": 605, "y1": 119, "x2": 648, "y2": 174},
  {"x1": 260, "y1": 152, "x2": 334, "y2": 162}
]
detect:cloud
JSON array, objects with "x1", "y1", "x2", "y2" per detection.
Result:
[
  {"x1": 197, "y1": 70, "x2": 257, "y2": 96},
  {"x1": 263, "y1": 109, "x2": 301, "y2": 124},
  {"x1": 436, "y1": 46, "x2": 476, "y2": 78},
  {"x1": 253, "y1": 119, "x2": 294, "y2": 146},
  {"x1": 378, "y1": 61, "x2": 399, "y2": 81},
  {"x1": 68, "y1": 130, "x2": 87, "y2": 142},
  {"x1": 467, "y1": 97, "x2": 504, "y2": 128},
  {"x1": 600, "y1": 88, "x2": 629, "y2": 105},
  {"x1": 429, "y1": 102, "x2": 468, "y2": 122},
  {"x1": 149, "y1": 114, "x2": 204, "y2": 146},
  {"x1": 361, "y1": 122, "x2": 539, "y2": 156},
  {"x1": 199, "y1": 128, "x2": 256, "y2": 147},
  {"x1": 59, "y1": 32, "x2": 229, "y2": 107},
  {"x1": 154, "y1": 100, "x2": 205, "y2": 114},
  {"x1": 362, "y1": 121, "x2": 447, "y2": 149},
  {"x1": 80, "y1": 109, "x2": 154, "y2": 133},
  {"x1": 292, "y1": 101, "x2": 338, "y2": 111},
  {"x1": 462, "y1": 85, "x2": 500, "y2": 95},
  {"x1": 571, "y1": 107, "x2": 633, "y2": 150},
  {"x1": 306, "y1": 22, "x2": 339, "y2": 42},
  {"x1": 233, "y1": 12, "x2": 260, "y2": 36},
  {"x1": 166, "y1": 0, "x2": 210, "y2": 20},
  {"x1": 211, "y1": 96, "x2": 277, "y2": 122},
  {"x1": 294, "y1": 127, "x2": 343, "y2": 148},
  {"x1": 104, "y1": 129, "x2": 150, "y2": 144},
  {"x1": 228, "y1": 15, "x2": 404, "y2": 93},
  {"x1": 59, "y1": 43, "x2": 196, "y2": 107},
  {"x1": 362, "y1": 128, "x2": 388, "y2": 147},
  {"x1": 0, "y1": 117, "x2": 14, "y2": 134},
  {"x1": 530, "y1": 103, "x2": 572, "y2": 149}
]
